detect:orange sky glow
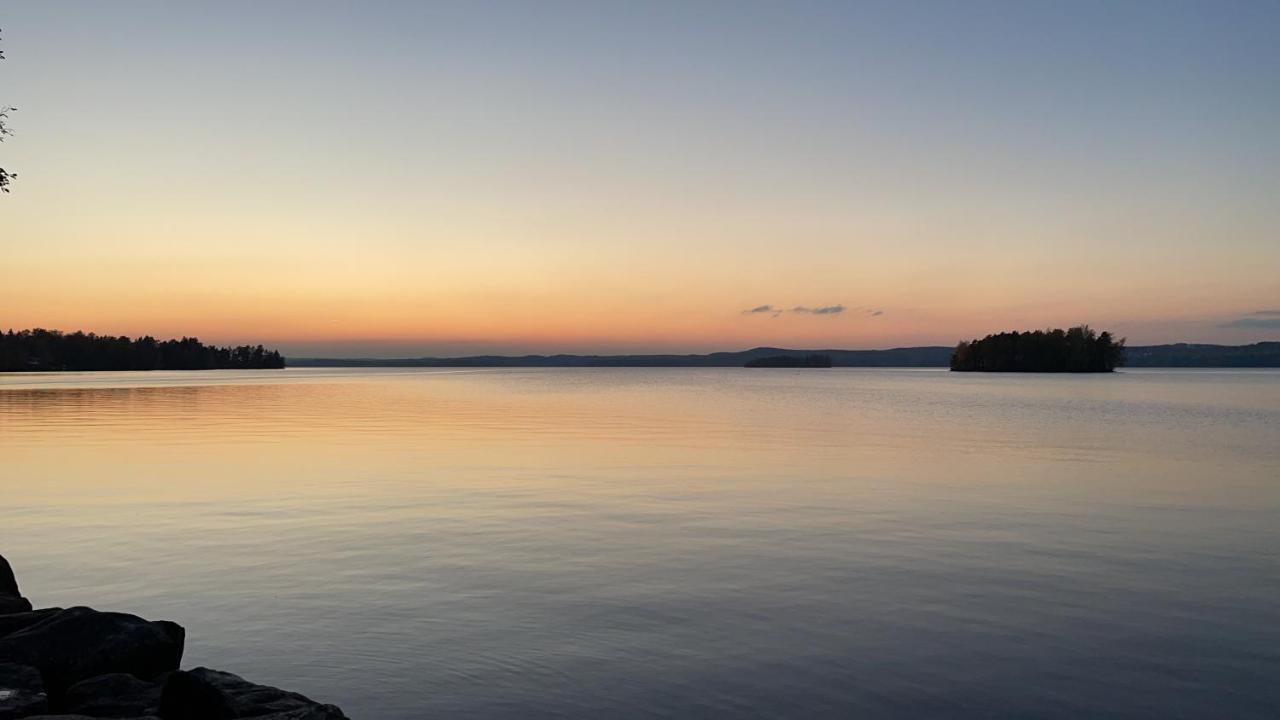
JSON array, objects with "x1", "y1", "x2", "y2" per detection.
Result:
[{"x1": 2, "y1": 4, "x2": 1277, "y2": 355}]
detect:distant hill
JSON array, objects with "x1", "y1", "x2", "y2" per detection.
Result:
[
  {"x1": 290, "y1": 342, "x2": 1280, "y2": 369},
  {"x1": 1123, "y1": 342, "x2": 1280, "y2": 367},
  {"x1": 290, "y1": 346, "x2": 952, "y2": 368},
  {"x1": 745, "y1": 353, "x2": 833, "y2": 368}
]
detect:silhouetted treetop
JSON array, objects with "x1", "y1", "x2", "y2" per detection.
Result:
[
  {"x1": 0, "y1": 329, "x2": 286, "y2": 371},
  {"x1": 951, "y1": 326, "x2": 1125, "y2": 372}
]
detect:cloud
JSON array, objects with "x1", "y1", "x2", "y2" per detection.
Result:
[
  {"x1": 1220, "y1": 310, "x2": 1280, "y2": 329},
  {"x1": 1221, "y1": 316, "x2": 1280, "y2": 329},
  {"x1": 742, "y1": 304, "x2": 783, "y2": 317},
  {"x1": 791, "y1": 304, "x2": 846, "y2": 315},
  {"x1": 744, "y1": 303, "x2": 875, "y2": 318}
]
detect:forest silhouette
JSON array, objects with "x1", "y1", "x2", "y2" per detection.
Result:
[
  {"x1": 951, "y1": 326, "x2": 1125, "y2": 372},
  {"x1": 0, "y1": 329, "x2": 285, "y2": 371}
]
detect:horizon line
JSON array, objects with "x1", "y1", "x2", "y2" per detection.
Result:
[{"x1": 285, "y1": 340, "x2": 1277, "y2": 361}]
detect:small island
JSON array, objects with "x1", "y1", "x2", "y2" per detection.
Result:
[
  {"x1": 0, "y1": 329, "x2": 286, "y2": 371},
  {"x1": 745, "y1": 353, "x2": 833, "y2": 368},
  {"x1": 951, "y1": 326, "x2": 1125, "y2": 372}
]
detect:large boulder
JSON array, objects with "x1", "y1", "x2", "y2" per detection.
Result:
[
  {"x1": 62, "y1": 673, "x2": 164, "y2": 718},
  {"x1": 244, "y1": 711, "x2": 344, "y2": 720},
  {"x1": 0, "y1": 662, "x2": 48, "y2": 719},
  {"x1": 0, "y1": 556, "x2": 33, "y2": 616},
  {"x1": 0, "y1": 556, "x2": 19, "y2": 598},
  {"x1": 0, "y1": 555, "x2": 347, "y2": 718},
  {"x1": 0, "y1": 598, "x2": 33, "y2": 616},
  {"x1": 157, "y1": 671, "x2": 235, "y2": 720},
  {"x1": 161, "y1": 668, "x2": 347, "y2": 719},
  {"x1": 0, "y1": 607, "x2": 184, "y2": 694},
  {"x1": 0, "y1": 610, "x2": 63, "y2": 640},
  {"x1": 18, "y1": 716, "x2": 158, "y2": 720}
]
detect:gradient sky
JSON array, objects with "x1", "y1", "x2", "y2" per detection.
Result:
[{"x1": 2, "y1": 1, "x2": 1278, "y2": 355}]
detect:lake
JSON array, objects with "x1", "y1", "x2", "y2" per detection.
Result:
[{"x1": 2, "y1": 368, "x2": 1278, "y2": 718}]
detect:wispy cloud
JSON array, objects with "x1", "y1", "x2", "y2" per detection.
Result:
[
  {"x1": 742, "y1": 304, "x2": 782, "y2": 317},
  {"x1": 1221, "y1": 315, "x2": 1280, "y2": 329},
  {"x1": 744, "y1": 303, "x2": 882, "y2": 318},
  {"x1": 1221, "y1": 311, "x2": 1280, "y2": 329},
  {"x1": 791, "y1": 304, "x2": 846, "y2": 315}
]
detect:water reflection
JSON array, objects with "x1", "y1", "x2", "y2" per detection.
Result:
[{"x1": 2, "y1": 369, "x2": 1278, "y2": 718}]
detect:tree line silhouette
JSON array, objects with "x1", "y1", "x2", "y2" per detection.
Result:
[
  {"x1": 951, "y1": 326, "x2": 1125, "y2": 372},
  {"x1": 0, "y1": 329, "x2": 285, "y2": 371}
]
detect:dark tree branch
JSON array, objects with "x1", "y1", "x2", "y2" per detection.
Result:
[{"x1": 0, "y1": 28, "x2": 13, "y2": 192}]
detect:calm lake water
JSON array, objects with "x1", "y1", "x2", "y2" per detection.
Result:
[{"x1": 2, "y1": 368, "x2": 1278, "y2": 718}]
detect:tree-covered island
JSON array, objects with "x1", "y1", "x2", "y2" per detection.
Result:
[
  {"x1": 951, "y1": 326, "x2": 1125, "y2": 372},
  {"x1": 0, "y1": 329, "x2": 286, "y2": 371}
]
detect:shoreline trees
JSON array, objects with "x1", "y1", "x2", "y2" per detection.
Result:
[
  {"x1": 0, "y1": 329, "x2": 285, "y2": 371},
  {"x1": 951, "y1": 326, "x2": 1125, "y2": 372}
]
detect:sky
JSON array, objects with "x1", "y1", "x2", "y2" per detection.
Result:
[{"x1": 1, "y1": 1, "x2": 1278, "y2": 356}]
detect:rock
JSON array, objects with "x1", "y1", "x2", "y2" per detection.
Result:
[
  {"x1": 19, "y1": 716, "x2": 159, "y2": 720},
  {"x1": 0, "y1": 609, "x2": 62, "y2": 640},
  {"x1": 0, "y1": 555, "x2": 33, "y2": 616},
  {"x1": 63, "y1": 673, "x2": 163, "y2": 718},
  {"x1": 0, "y1": 607, "x2": 184, "y2": 693},
  {"x1": 0, "y1": 662, "x2": 48, "y2": 719},
  {"x1": 250, "y1": 710, "x2": 345, "y2": 720},
  {"x1": 165, "y1": 668, "x2": 347, "y2": 719},
  {"x1": 0, "y1": 555, "x2": 346, "y2": 718},
  {"x1": 0, "y1": 597, "x2": 33, "y2": 616},
  {"x1": 157, "y1": 671, "x2": 234, "y2": 720},
  {"x1": 0, "y1": 556, "x2": 20, "y2": 598}
]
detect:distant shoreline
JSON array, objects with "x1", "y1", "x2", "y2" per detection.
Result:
[
  {"x1": 4, "y1": 334, "x2": 1277, "y2": 372},
  {"x1": 287, "y1": 342, "x2": 1280, "y2": 369},
  {"x1": 1, "y1": 330, "x2": 285, "y2": 372}
]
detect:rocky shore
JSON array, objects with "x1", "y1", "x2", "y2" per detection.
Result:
[{"x1": 0, "y1": 554, "x2": 348, "y2": 719}]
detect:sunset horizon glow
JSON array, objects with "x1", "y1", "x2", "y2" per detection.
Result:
[{"x1": 2, "y1": 2, "x2": 1277, "y2": 356}]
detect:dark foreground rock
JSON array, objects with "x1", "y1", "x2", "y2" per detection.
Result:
[
  {"x1": 0, "y1": 662, "x2": 48, "y2": 718},
  {"x1": 0, "y1": 558, "x2": 21, "y2": 598},
  {"x1": 162, "y1": 669, "x2": 347, "y2": 719},
  {"x1": 63, "y1": 674, "x2": 163, "y2": 718},
  {"x1": 0, "y1": 613, "x2": 61, "y2": 643},
  {"x1": 0, "y1": 554, "x2": 348, "y2": 720},
  {"x1": 0, "y1": 558, "x2": 33, "y2": 616},
  {"x1": 0, "y1": 608, "x2": 183, "y2": 695},
  {"x1": 158, "y1": 671, "x2": 234, "y2": 720},
  {"x1": 20, "y1": 716, "x2": 157, "y2": 720}
]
